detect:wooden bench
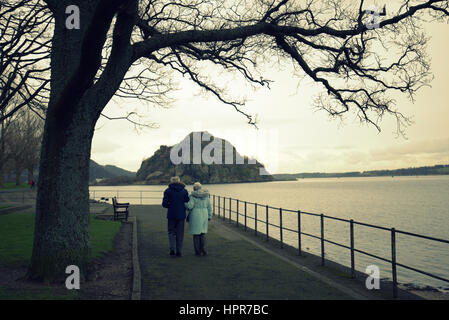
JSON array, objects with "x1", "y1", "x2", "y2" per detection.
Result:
[{"x1": 112, "y1": 197, "x2": 129, "y2": 221}]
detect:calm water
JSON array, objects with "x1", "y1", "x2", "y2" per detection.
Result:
[{"x1": 90, "y1": 175, "x2": 449, "y2": 290}]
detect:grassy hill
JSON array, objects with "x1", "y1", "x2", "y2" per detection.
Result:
[{"x1": 89, "y1": 160, "x2": 136, "y2": 182}]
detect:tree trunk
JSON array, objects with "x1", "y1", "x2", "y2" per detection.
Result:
[
  {"x1": 15, "y1": 167, "x2": 22, "y2": 186},
  {"x1": 28, "y1": 103, "x2": 96, "y2": 281},
  {"x1": 27, "y1": 0, "x2": 136, "y2": 281},
  {"x1": 0, "y1": 121, "x2": 4, "y2": 187}
]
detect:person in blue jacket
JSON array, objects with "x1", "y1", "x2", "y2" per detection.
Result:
[
  {"x1": 162, "y1": 176, "x2": 190, "y2": 257},
  {"x1": 185, "y1": 182, "x2": 212, "y2": 256}
]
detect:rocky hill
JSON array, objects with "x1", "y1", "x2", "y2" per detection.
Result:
[{"x1": 136, "y1": 131, "x2": 273, "y2": 185}]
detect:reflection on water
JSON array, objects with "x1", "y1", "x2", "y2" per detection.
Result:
[{"x1": 90, "y1": 175, "x2": 449, "y2": 290}]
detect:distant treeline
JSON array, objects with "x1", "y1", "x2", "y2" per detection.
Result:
[{"x1": 273, "y1": 164, "x2": 449, "y2": 180}]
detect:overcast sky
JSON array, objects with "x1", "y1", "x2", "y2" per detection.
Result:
[{"x1": 91, "y1": 11, "x2": 449, "y2": 174}]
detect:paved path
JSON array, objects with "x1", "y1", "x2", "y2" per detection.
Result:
[{"x1": 133, "y1": 205, "x2": 356, "y2": 300}]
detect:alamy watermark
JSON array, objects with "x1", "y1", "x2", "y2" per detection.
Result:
[
  {"x1": 365, "y1": 265, "x2": 380, "y2": 290},
  {"x1": 169, "y1": 128, "x2": 279, "y2": 175},
  {"x1": 365, "y1": 5, "x2": 386, "y2": 30},
  {"x1": 65, "y1": 265, "x2": 80, "y2": 290},
  {"x1": 64, "y1": 4, "x2": 384, "y2": 31},
  {"x1": 65, "y1": 5, "x2": 80, "y2": 30}
]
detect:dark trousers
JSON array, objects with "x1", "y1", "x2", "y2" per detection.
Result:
[
  {"x1": 193, "y1": 233, "x2": 207, "y2": 255},
  {"x1": 168, "y1": 219, "x2": 185, "y2": 253}
]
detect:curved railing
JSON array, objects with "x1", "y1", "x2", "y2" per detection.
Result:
[{"x1": 211, "y1": 194, "x2": 449, "y2": 299}]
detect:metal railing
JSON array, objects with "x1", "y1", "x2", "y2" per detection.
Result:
[
  {"x1": 89, "y1": 189, "x2": 162, "y2": 204},
  {"x1": 211, "y1": 194, "x2": 449, "y2": 299},
  {"x1": 0, "y1": 189, "x2": 37, "y2": 203}
]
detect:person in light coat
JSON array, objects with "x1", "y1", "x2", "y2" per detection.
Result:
[{"x1": 185, "y1": 182, "x2": 212, "y2": 256}]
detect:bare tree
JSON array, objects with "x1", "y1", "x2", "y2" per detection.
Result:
[
  {"x1": 0, "y1": 0, "x2": 52, "y2": 121},
  {"x1": 6, "y1": 122, "x2": 27, "y2": 186},
  {"x1": 21, "y1": 109, "x2": 44, "y2": 182},
  {"x1": 0, "y1": 102, "x2": 13, "y2": 186},
  {"x1": 27, "y1": 0, "x2": 448, "y2": 280},
  {"x1": 0, "y1": 0, "x2": 48, "y2": 186},
  {"x1": 4, "y1": 108, "x2": 43, "y2": 185}
]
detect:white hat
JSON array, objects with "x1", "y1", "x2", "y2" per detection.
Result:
[{"x1": 193, "y1": 182, "x2": 202, "y2": 190}]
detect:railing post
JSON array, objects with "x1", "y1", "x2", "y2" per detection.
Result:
[
  {"x1": 320, "y1": 214, "x2": 325, "y2": 266},
  {"x1": 223, "y1": 197, "x2": 226, "y2": 221},
  {"x1": 350, "y1": 219, "x2": 355, "y2": 279},
  {"x1": 244, "y1": 201, "x2": 247, "y2": 231},
  {"x1": 229, "y1": 197, "x2": 232, "y2": 222},
  {"x1": 279, "y1": 208, "x2": 283, "y2": 248},
  {"x1": 218, "y1": 196, "x2": 220, "y2": 218},
  {"x1": 254, "y1": 203, "x2": 258, "y2": 236},
  {"x1": 266, "y1": 205, "x2": 269, "y2": 242},
  {"x1": 391, "y1": 228, "x2": 398, "y2": 299},
  {"x1": 213, "y1": 195, "x2": 215, "y2": 216},
  {"x1": 236, "y1": 199, "x2": 239, "y2": 227},
  {"x1": 298, "y1": 210, "x2": 302, "y2": 256}
]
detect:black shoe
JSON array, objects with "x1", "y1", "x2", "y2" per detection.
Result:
[
  {"x1": 169, "y1": 250, "x2": 175, "y2": 256},
  {"x1": 176, "y1": 251, "x2": 182, "y2": 257}
]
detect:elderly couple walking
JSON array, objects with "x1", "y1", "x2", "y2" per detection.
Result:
[{"x1": 162, "y1": 176, "x2": 212, "y2": 257}]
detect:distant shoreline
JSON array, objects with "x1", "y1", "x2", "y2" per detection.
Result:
[
  {"x1": 273, "y1": 174, "x2": 449, "y2": 181},
  {"x1": 272, "y1": 164, "x2": 449, "y2": 181},
  {"x1": 90, "y1": 179, "x2": 278, "y2": 187},
  {"x1": 88, "y1": 163, "x2": 449, "y2": 185},
  {"x1": 89, "y1": 173, "x2": 449, "y2": 186},
  {"x1": 273, "y1": 173, "x2": 449, "y2": 181}
]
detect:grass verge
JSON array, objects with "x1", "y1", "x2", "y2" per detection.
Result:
[
  {"x1": 0, "y1": 183, "x2": 30, "y2": 190},
  {"x1": 0, "y1": 211, "x2": 122, "y2": 300}
]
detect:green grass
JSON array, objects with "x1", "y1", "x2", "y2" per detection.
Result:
[
  {"x1": 0, "y1": 287, "x2": 79, "y2": 300},
  {"x1": 0, "y1": 212, "x2": 121, "y2": 267},
  {"x1": 90, "y1": 215, "x2": 122, "y2": 257},
  {"x1": 0, "y1": 211, "x2": 122, "y2": 299},
  {"x1": 0, "y1": 205, "x2": 11, "y2": 209},
  {"x1": 0, "y1": 212, "x2": 35, "y2": 268},
  {"x1": 0, "y1": 182, "x2": 30, "y2": 190}
]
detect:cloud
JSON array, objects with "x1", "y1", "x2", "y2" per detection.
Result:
[
  {"x1": 278, "y1": 137, "x2": 449, "y2": 173},
  {"x1": 369, "y1": 138, "x2": 449, "y2": 162},
  {"x1": 91, "y1": 138, "x2": 122, "y2": 154}
]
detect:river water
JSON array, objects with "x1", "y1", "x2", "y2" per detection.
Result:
[{"x1": 90, "y1": 175, "x2": 449, "y2": 291}]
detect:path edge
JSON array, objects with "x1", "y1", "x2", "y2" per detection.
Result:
[
  {"x1": 130, "y1": 216, "x2": 142, "y2": 300},
  {"x1": 0, "y1": 205, "x2": 33, "y2": 215}
]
